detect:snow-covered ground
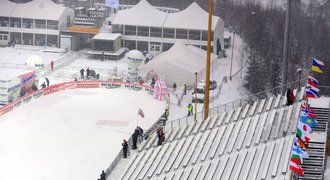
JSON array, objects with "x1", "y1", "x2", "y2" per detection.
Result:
[{"x1": 0, "y1": 88, "x2": 165, "y2": 180}]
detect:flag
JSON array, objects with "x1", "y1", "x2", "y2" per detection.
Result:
[
  {"x1": 297, "y1": 121, "x2": 312, "y2": 135},
  {"x1": 311, "y1": 58, "x2": 324, "y2": 73},
  {"x1": 301, "y1": 116, "x2": 317, "y2": 128},
  {"x1": 291, "y1": 156, "x2": 303, "y2": 165},
  {"x1": 290, "y1": 161, "x2": 304, "y2": 176},
  {"x1": 138, "y1": 108, "x2": 145, "y2": 118},
  {"x1": 305, "y1": 84, "x2": 320, "y2": 98},
  {"x1": 308, "y1": 76, "x2": 318, "y2": 87},
  {"x1": 295, "y1": 136, "x2": 309, "y2": 149},
  {"x1": 105, "y1": 0, "x2": 119, "y2": 9},
  {"x1": 301, "y1": 102, "x2": 316, "y2": 119},
  {"x1": 292, "y1": 142, "x2": 309, "y2": 158}
]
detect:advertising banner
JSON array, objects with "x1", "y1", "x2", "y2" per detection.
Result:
[
  {"x1": 75, "y1": 82, "x2": 100, "y2": 88},
  {"x1": 19, "y1": 70, "x2": 37, "y2": 97},
  {"x1": 7, "y1": 77, "x2": 21, "y2": 103}
]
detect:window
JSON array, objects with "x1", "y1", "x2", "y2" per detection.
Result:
[
  {"x1": 35, "y1": 19, "x2": 46, "y2": 29},
  {"x1": 125, "y1": 25, "x2": 136, "y2": 36},
  {"x1": 163, "y1": 43, "x2": 173, "y2": 51},
  {"x1": 137, "y1": 26, "x2": 149, "y2": 37},
  {"x1": 3, "y1": 35, "x2": 7, "y2": 40},
  {"x1": 188, "y1": 30, "x2": 201, "y2": 40},
  {"x1": 176, "y1": 29, "x2": 187, "y2": 39},
  {"x1": 163, "y1": 28, "x2": 174, "y2": 38},
  {"x1": 150, "y1": 27, "x2": 162, "y2": 37},
  {"x1": 137, "y1": 41, "x2": 148, "y2": 52},
  {"x1": 47, "y1": 20, "x2": 58, "y2": 30},
  {"x1": 0, "y1": 35, "x2": 2, "y2": 40}
]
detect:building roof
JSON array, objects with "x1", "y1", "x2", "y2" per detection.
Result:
[
  {"x1": 163, "y1": 2, "x2": 220, "y2": 30},
  {"x1": 112, "y1": 0, "x2": 168, "y2": 27},
  {"x1": 0, "y1": 0, "x2": 69, "y2": 20},
  {"x1": 92, "y1": 33, "x2": 122, "y2": 41},
  {"x1": 112, "y1": 0, "x2": 221, "y2": 31}
]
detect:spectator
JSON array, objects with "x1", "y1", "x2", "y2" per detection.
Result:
[
  {"x1": 100, "y1": 170, "x2": 106, "y2": 180},
  {"x1": 187, "y1": 103, "x2": 193, "y2": 116},
  {"x1": 86, "y1": 67, "x2": 90, "y2": 78},
  {"x1": 132, "y1": 128, "x2": 139, "y2": 149},
  {"x1": 183, "y1": 84, "x2": 187, "y2": 95},
  {"x1": 45, "y1": 77, "x2": 50, "y2": 87},
  {"x1": 286, "y1": 88, "x2": 295, "y2": 106},
  {"x1": 122, "y1": 139, "x2": 128, "y2": 158},
  {"x1": 157, "y1": 127, "x2": 165, "y2": 146},
  {"x1": 80, "y1": 68, "x2": 85, "y2": 79},
  {"x1": 50, "y1": 61, "x2": 54, "y2": 71},
  {"x1": 173, "y1": 82, "x2": 177, "y2": 92},
  {"x1": 74, "y1": 78, "x2": 78, "y2": 82},
  {"x1": 138, "y1": 126, "x2": 144, "y2": 142},
  {"x1": 41, "y1": 82, "x2": 46, "y2": 88}
]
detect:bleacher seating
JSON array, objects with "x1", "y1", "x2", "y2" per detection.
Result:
[{"x1": 107, "y1": 89, "x2": 329, "y2": 180}]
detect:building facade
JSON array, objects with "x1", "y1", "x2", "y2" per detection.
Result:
[{"x1": 0, "y1": 0, "x2": 74, "y2": 47}]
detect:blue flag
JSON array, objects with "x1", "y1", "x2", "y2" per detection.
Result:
[
  {"x1": 105, "y1": 0, "x2": 119, "y2": 9},
  {"x1": 301, "y1": 116, "x2": 317, "y2": 128}
]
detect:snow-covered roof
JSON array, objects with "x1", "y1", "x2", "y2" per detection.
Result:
[
  {"x1": 0, "y1": 0, "x2": 69, "y2": 20},
  {"x1": 139, "y1": 40, "x2": 217, "y2": 86},
  {"x1": 92, "y1": 33, "x2": 122, "y2": 41},
  {"x1": 112, "y1": 0, "x2": 168, "y2": 27},
  {"x1": 163, "y1": 2, "x2": 220, "y2": 30}
]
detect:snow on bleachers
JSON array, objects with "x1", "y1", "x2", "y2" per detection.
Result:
[
  {"x1": 259, "y1": 141, "x2": 275, "y2": 179},
  {"x1": 168, "y1": 128, "x2": 179, "y2": 142},
  {"x1": 164, "y1": 129, "x2": 173, "y2": 143},
  {"x1": 221, "y1": 153, "x2": 238, "y2": 180},
  {"x1": 208, "y1": 114, "x2": 219, "y2": 129},
  {"x1": 165, "y1": 172, "x2": 175, "y2": 180},
  {"x1": 253, "y1": 112, "x2": 268, "y2": 145},
  {"x1": 224, "y1": 109, "x2": 234, "y2": 124},
  {"x1": 192, "y1": 119, "x2": 205, "y2": 134},
  {"x1": 216, "y1": 112, "x2": 227, "y2": 127},
  {"x1": 204, "y1": 159, "x2": 220, "y2": 180},
  {"x1": 290, "y1": 102, "x2": 301, "y2": 134},
  {"x1": 217, "y1": 123, "x2": 235, "y2": 156},
  {"x1": 232, "y1": 106, "x2": 242, "y2": 121},
  {"x1": 257, "y1": 99, "x2": 266, "y2": 114},
  {"x1": 226, "y1": 120, "x2": 243, "y2": 153},
  {"x1": 234, "y1": 117, "x2": 252, "y2": 150},
  {"x1": 281, "y1": 105, "x2": 293, "y2": 136},
  {"x1": 208, "y1": 125, "x2": 227, "y2": 159},
  {"x1": 245, "y1": 114, "x2": 261, "y2": 148},
  {"x1": 130, "y1": 148, "x2": 154, "y2": 179},
  {"x1": 144, "y1": 133, "x2": 157, "y2": 150},
  {"x1": 239, "y1": 148, "x2": 257, "y2": 179},
  {"x1": 199, "y1": 117, "x2": 211, "y2": 132},
  {"x1": 213, "y1": 155, "x2": 229, "y2": 179},
  {"x1": 164, "y1": 139, "x2": 186, "y2": 173},
  {"x1": 230, "y1": 150, "x2": 247, "y2": 180},
  {"x1": 184, "y1": 123, "x2": 195, "y2": 137},
  {"x1": 189, "y1": 164, "x2": 202, "y2": 180},
  {"x1": 240, "y1": 104, "x2": 250, "y2": 119},
  {"x1": 146, "y1": 143, "x2": 170, "y2": 178},
  {"x1": 200, "y1": 128, "x2": 219, "y2": 161},
  {"x1": 190, "y1": 130, "x2": 211, "y2": 165},
  {"x1": 265, "y1": 96, "x2": 274, "y2": 111},
  {"x1": 249, "y1": 101, "x2": 258, "y2": 117},
  {"x1": 271, "y1": 107, "x2": 284, "y2": 139},
  {"x1": 119, "y1": 153, "x2": 138, "y2": 180},
  {"x1": 182, "y1": 133, "x2": 202, "y2": 167},
  {"x1": 176, "y1": 125, "x2": 188, "y2": 139},
  {"x1": 181, "y1": 166, "x2": 193, "y2": 179},
  {"x1": 299, "y1": 87, "x2": 305, "y2": 100},
  {"x1": 261, "y1": 109, "x2": 276, "y2": 142},
  {"x1": 270, "y1": 138, "x2": 285, "y2": 178},
  {"x1": 249, "y1": 144, "x2": 266, "y2": 180},
  {"x1": 196, "y1": 161, "x2": 211, "y2": 180},
  {"x1": 155, "y1": 141, "x2": 178, "y2": 175},
  {"x1": 172, "y1": 136, "x2": 194, "y2": 170},
  {"x1": 137, "y1": 146, "x2": 162, "y2": 179},
  {"x1": 273, "y1": 94, "x2": 282, "y2": 109},
  {"x1": 122, "y1": 151, "x2": 146, "y2": 180},
  {"x1": 281, "y1": 136, "x2": 294, "y2": 174},
  {"x1": 172, "y1": 169, "x2": 184, "y2": 180}
]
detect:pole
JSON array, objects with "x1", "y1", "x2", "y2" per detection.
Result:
[
  {"x1": 194, "y1": 72, "x2": 198, "y2": 122},
  {"x1": 229, "y1": 32, "x2": 235, "y2": 80},
  {"x1": 281, "y1": 0, "x2": 292, "y2": 94},
  {"x1": 204, "y1": 0, "x2": 213, "y2": 120}
]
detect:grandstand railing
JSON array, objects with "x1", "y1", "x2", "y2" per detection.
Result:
[{"x1": 166, "y1": 79, "x2": 304, "y2": 129}]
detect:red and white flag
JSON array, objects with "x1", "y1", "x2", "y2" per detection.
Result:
[{"x1": 138, "y1": 108, "x2": 145, "y2": 118}]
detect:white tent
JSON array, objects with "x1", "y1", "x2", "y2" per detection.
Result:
[{"x1": 139, "y1": 41, "x2": 218, "y2": 86}]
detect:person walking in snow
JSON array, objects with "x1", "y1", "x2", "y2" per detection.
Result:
[
  {"x1": 100, "y1": 170, "x2": 106, "y2": 180},
  {"x1": 50, "y1": 61, "x2": 54, "y2": 71},
  {"x1": 80, "y1": 68, "x2": 85, "y2": 79},
  {"x1": 173, "y1": 82, "x2": 177, "y2": 92},
  {"x1": 45, "y1": 77, "x2": 50, "y2": 87},
  {"x1": 122, "y1": 139, "x2": 128, "y2": 158},
  {"x1": 187, "y1": 103, "x2": 193, "y2": 116},
  {"x1": 286, "y1": 88, "x2": 295, "y2": 106}
]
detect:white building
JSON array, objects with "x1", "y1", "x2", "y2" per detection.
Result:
[
  {"x1": 0, "y1": 0, "x2": 74, "y2": 47},
  {"x1": 111, "y1": 0, "x2": 224, "y2": 56}
]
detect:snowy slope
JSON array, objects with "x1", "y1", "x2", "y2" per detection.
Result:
[{"x1": 0, "y1": 88, "x2": 165, "y2": 180}]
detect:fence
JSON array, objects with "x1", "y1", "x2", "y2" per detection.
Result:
[
  {"x1": 165, "y1": 79, "x2": 306, "y2": 129},
  {"x1": 0, "y1": 63, "x2": 25, "y2": 69}
]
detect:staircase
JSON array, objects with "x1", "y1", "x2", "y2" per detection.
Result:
[{"x1": 298, "y1": 107, "x2": 329, "y2": 180}]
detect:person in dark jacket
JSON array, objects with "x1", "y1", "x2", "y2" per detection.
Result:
[
  {"x1": 132, "y1": 128, "x2": 139, "y2": 149},
  {"x1": 86, "y1": 67, "x2": 90, "y2": 78},
  {"x1": 41, "y1": 82, "x2": 46, "y2": 88},
  {"x1": 45, "y1": 77, "x2": 50, "y2": 87},
  {"x1": 80, "y1": 68, "x2": 85, "y2": 79},
  {"x1": 183, "y1": 84, "x2": 187, "y2": 95},
  {"x1": 122, "y1": 139, "x2": 128, "y2": 158},
  {"x1": 157, "y1": 127, "x2": 165, "y2": 146},
  {"x1": 138, "y1": 126, "x2": 144, "y2": 142},
  {"x1": 173, "y1": 82, "x2": 177, "y2": 92},
  {"x1": 100, "y1": 170, "x2": 106, "y2": 180},
  {"x1": 286, "y1": 88, "x2": 295, "y2": 106}
]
